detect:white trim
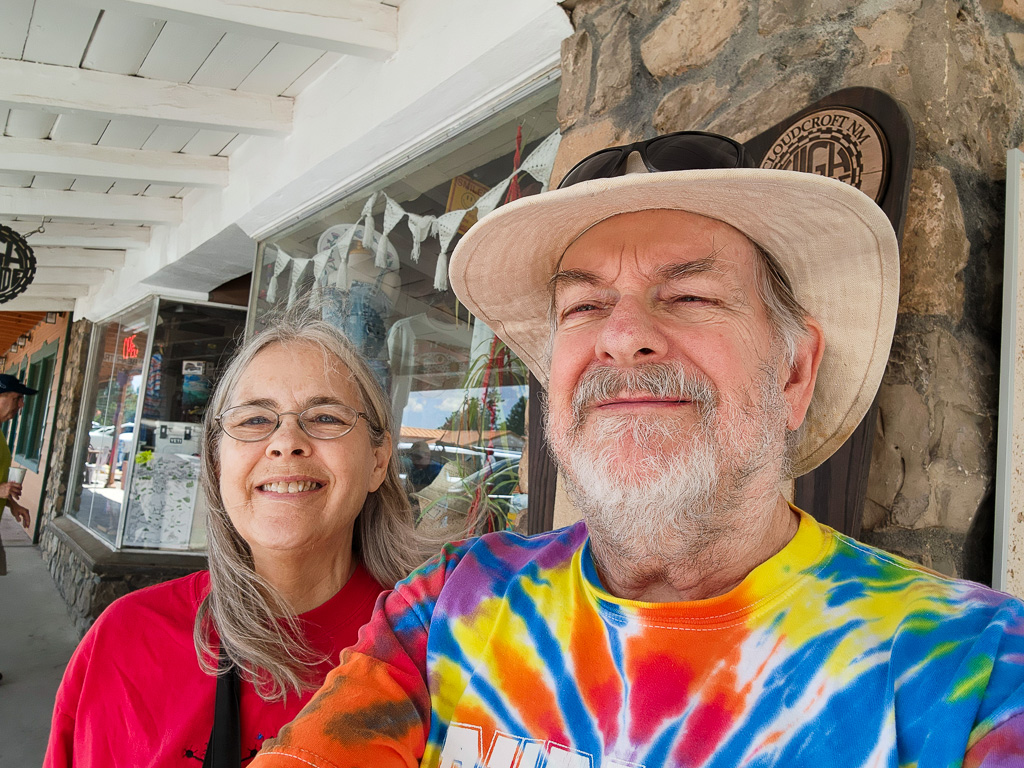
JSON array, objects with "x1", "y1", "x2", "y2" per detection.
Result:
[{"x1": 995, "y1": 148, "x2": 1024, "y2": 594}]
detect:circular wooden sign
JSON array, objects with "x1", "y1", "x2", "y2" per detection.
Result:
[
  {"x1": 759, "y1": 107, "x2": 889, "y2": 202},
  {"x1": 0, "y1": 225, "x2": 37, "y2": 303}
]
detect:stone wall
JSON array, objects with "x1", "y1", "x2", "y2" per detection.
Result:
[
  {"x1": 554, "y1": 0, "x2": 1024, "y2": 582},
  {"x1": 39, "y1": 318, "x2": 90, "y2": 533},
  {"x1": 40, "y1": 317, "x2": 94, "y2": 626}
]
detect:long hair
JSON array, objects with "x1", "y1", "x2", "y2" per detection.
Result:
[{"x1": 193, "y1": 311, "x2": 442, "y2": 701}]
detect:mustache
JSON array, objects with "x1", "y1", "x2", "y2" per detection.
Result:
[{"x1": 570, "y1": 363, "x2": 717, "y2": 425}]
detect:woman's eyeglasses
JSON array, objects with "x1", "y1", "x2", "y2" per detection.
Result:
[
  {"x1": 557, "y1": 130, "x2": 753, "y2": 189},
  {"x1": 217, "y1": 404, "x2": 369, "y2": 442}
]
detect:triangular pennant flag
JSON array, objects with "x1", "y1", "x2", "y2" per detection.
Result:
[
  {"x1": 473, "y1": 177, "x2": 512, "y2": 218},
  {"x1": 434, "y1": 251, "x2": 449, "y2": 292},
  {"x1": 375, "y1": 195, "x2": 405, "y2": 269},
  {"x1": 407, "y1": 213, "x2": 434, "y2": 263},
  {"x1": 312, "y1": 249, "x2": 332, "y2": 282},
  {"x1": 359, "y1": 193, "x2": 379, "y2": 249},
  {"x1": 518, "y1": 130, "x2": 562, "y2": 190},
  {"x1": 264, "y1": 247, "x2": 291, "y2": 304},
  {"x1": 435, "y1": 209, "x2": 467, "y2": 255},
  {"x1": 330, "y1": 225, "x2": 359, "y2": 289},
  {"x1": 288, "y1": 258, "x2": 308, "y2": 308},
  {"x1": 434, "y1": 209, "x2": 467, "y2": 291}
]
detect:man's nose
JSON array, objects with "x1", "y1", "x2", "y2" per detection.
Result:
[
  {"x1": 265, "y1": 414, "x2": 312, "y2": 457},
  {"x1": 594, "y1": 296, "x2": 668, "y2": 365}
]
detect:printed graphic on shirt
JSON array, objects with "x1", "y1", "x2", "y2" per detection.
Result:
[{"x1": 439, "y1": 724, "x2": 644, "y2": 768}]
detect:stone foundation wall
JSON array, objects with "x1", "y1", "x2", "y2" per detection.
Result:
[
  {"x1": 44, "y1": 519, "x2": 204, "y2": 636},
  {"x1": 554, "y1": 0, "x2": 1024, "y2": 581}
]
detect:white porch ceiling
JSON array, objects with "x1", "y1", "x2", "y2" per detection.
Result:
[{"x1": 0, "y1": 0, "x2": 398, "y2": 312}]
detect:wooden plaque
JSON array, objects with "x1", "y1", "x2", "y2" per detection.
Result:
[{"x1": 746, "y1": 87, "x2": 915, "y2": 537}]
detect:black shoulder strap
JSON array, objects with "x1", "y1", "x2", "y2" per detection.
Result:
[{"x1": 203, "y1": 654, "x2": 242, "y2": 768}]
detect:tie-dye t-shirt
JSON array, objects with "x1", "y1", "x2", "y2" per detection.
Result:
[{"x1": 253, "y1": 510, "x2": 1024, "y2": 768}]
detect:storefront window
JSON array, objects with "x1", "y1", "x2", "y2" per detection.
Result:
[
  {"x1": 252, "y1": 88, "x2": 559, "y2": 534},
  {"x1": 68, "y1": 298, "x2": 245, "y2": 551}
]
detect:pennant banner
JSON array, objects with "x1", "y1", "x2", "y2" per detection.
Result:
[{"x1": 267, "y1": 129, "x2": 561, "y2": 307}]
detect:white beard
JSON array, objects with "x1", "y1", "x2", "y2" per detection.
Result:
[{"x1": 546, "y1": 362, "x2": 790, "y2": 565}]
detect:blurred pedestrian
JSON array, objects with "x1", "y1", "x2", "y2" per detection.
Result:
[{"x1": 0, "y1": 373, "x2": 36, "y2": 576}]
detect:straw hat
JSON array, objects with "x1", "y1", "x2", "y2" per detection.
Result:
[{"x1": 448, "y1": 167, "x2": 899, "y2": 476}]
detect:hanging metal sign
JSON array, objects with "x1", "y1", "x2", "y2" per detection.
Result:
[{"x1": 0, "y1": 224, "x2": 37, "y2": 303}]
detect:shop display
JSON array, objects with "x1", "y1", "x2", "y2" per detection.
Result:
[
  {"x1": 68, "y1": 299, "x2": 244, "y2": 552},
  {"x1": 253, "y1": 103, "x2": 559, "y2": 534}
]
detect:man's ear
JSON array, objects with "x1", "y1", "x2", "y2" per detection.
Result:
[{"x1": 783, "y1": 316, "x2": 825, "y2": 431}]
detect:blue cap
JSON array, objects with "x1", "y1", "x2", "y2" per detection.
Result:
[{"x1": 0, "y1": 374, "x2": 36, "y2": 396}]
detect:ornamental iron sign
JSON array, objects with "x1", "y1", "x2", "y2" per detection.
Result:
[
  {"x1": 759, "y1": 107, "x2": 889, "y2": 203},
  {"x1": 0, "y1": 224, "x2": 37, "y2": 304}
]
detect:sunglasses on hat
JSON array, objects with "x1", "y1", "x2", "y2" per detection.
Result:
[{"x1": 557, "y1": 130, "x2": 754, "y2": 189}]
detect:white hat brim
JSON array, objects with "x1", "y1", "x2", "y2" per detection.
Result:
[{"x1": 449, "y1": 168, "x2": 899, "y2": 476}]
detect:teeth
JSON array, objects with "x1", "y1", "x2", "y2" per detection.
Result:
[{"x1": 260, "y1": 480, "x2": 321, "y2": 494}]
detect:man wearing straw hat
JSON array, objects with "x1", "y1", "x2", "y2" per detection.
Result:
[{"x1": 253, "y1": 132, "x2": 1024, "y2": 766}]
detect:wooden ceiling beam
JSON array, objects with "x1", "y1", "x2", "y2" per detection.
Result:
[
  {"x1": 32, "y1": 267, "x2": 112, "y2": 285},
  {"x1": 0, "y1": 188, "x2": 181, "y2": 224},
  {"x1": 0, "y1": 59, "x2": 292, "y2": 136},
  {"x1": 0, "y1": 136, "x2": 229, "y2": 188},
  {"x1": 77, "y1": 0, "x2": 397, "y2": 59},
  {"x1": 0, "y1": 297, "x2": 76, "y2": 312},
  {"x1": 33, "y1": 247, "x2": 126, "y2": 270},
  {"x1": 0, "y1": 221, "x2": 151, "y2": 249},
  {"x1": 16, "y1": 284, "x2": 91, "y2": 299}
]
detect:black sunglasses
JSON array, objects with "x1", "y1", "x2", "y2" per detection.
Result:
[{"x1": 557, "y1": 130, "x2": 754, "y2": 189}]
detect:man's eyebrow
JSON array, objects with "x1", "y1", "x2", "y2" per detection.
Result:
[
  {"x1": 656, "y1": 256, "x2": 718, "y2": 281},
  {"x1": 548, "y1": 268, "x2": 602, "y2": 294}
]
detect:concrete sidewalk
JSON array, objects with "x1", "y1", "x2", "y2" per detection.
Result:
[{"x1": 0, "y1": 516, "x2": 80, "y2": 766}]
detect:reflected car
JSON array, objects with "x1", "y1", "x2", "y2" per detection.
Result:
[{"x1": 88, "y1": 422, "x2": 135, "y2": 463}]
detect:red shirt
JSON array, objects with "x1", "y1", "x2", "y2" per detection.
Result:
[{"x1": 45, "y1": 565, "x2": 384, "y2": 767}]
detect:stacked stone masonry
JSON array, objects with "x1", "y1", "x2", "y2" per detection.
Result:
[{"x1": 555, "y1": 0, "x2": 1024, "y2": 581}]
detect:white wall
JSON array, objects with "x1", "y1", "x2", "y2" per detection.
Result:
[{"x1": 76, "y1": 0, "x2": 570, "y2": 321}]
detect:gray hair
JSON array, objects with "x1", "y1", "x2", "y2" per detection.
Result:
[
  {"x1": 749, "y1": 241, "x2": 809, "y2": 366},
  {"x1": 193, "y1": 311, "x2": 440, "y2": 701}
]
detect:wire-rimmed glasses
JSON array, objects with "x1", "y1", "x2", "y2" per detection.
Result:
[{"x1": 216, "y1": 404, "x2": 369, "y2": 442}]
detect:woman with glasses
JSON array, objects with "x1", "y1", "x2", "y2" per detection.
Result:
[{"x1": 46, "y1": 313, "x2": 441, "y2": 768}]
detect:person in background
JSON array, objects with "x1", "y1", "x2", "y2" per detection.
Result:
[
  {"x1": 0, "y1": 373, "x2": 35, "y2": 568},
  {"x1": 406, "y1": 440, "x2": 443, "y2": 491},
  {"x1": 45, "y1": 314, "x2": 444, "y2": 767},
  {"x1": 0, "y1": 373, "x2": 36, "y2": 683}
]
